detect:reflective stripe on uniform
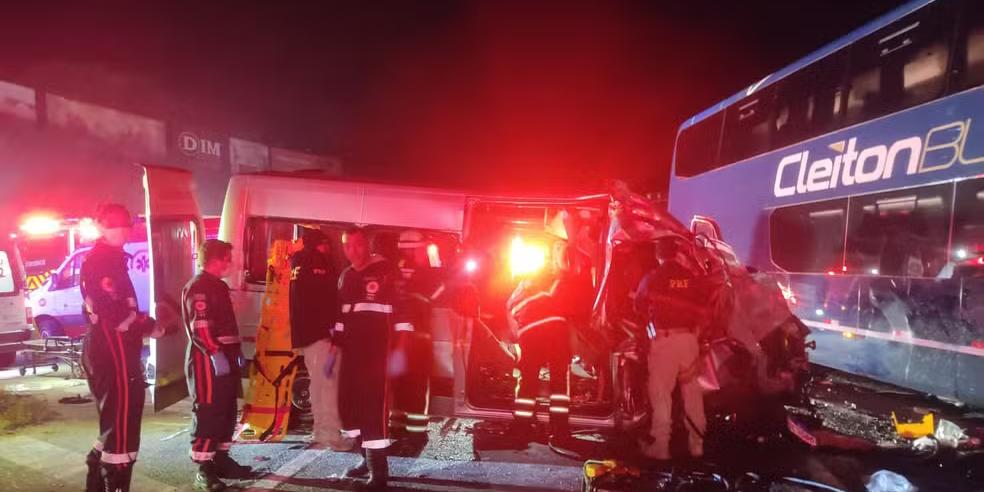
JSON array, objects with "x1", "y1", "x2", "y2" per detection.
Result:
[
  {"x1": 394, "y1": 322, "x2": 414, "y2": 332},
  {"x1": 193, "y1": 320, "x2": 209, "y2": 329},
  {"x1": 342, "y1": 429, "x2": 361, "y2": 438},
  {"x1": 101, "y1": 451, "x2": 137, "y2": 465},
  {"x1": 353, "y1": 303, "x2": 393, "y2": 314},
  {"x1": 191, "y1": 450, "x2": 215, "y2": 462},
  {"x1": 430, "y1": 284, "x2": 446, "y2": 301},
  {"x1": 217, "y1": 335, "x2": 241, "y2": 344},
  {"x1": 513, "y1": 410, "x2": 534, "y2": 418},
  {"x1": 549, "y1": 406, "x2": 571, "y2": 414},
  {"x1": 362, "y1": 439, "x2": 393, "y2": 449},
  {"x1": 341, "y1": 304, "x2": 352, "y2": 313},
  {"x1": 334, "y1": 322, "x2": 345, "y2": 332},
  {"x1": 407, "y1": 413, "x2": 429, "y2": 422},
  {"x1": 550, "y1": 394, "x2": 571, "y2": 402},
  {"x1": 518, "y1": 316, "x2": 567, "y2": 337},
  {"x1": 514, "y1": 398, "x2": 536, "y2": 406},
  {"x1": 406, "y1": 425, "x2": 429, "y2": 433}
]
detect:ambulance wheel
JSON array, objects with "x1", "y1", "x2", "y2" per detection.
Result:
[{"x1": 18, "y1": 366, "x2": 27, "y2": 376}]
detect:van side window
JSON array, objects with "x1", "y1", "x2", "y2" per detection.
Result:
[{"x1": 245, "y1": 218, "x2": 296, "y2": 284}]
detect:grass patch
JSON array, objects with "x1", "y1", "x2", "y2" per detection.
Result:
[{"x1": 0, "y1": 389, "x2": 58, "y2": 431}]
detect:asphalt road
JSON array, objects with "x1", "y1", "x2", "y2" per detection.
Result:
[{"x1": 2, "y1": 359, "x2": 983, "y2": 492}]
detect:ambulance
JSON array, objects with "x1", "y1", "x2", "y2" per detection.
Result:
[{"x1": 27, "y1": 241, "x2": 151, "y2": 339}]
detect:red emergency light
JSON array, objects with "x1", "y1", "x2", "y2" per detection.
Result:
[{"x1": 19, "y1": 215, "x2": 62, "y2": 237}]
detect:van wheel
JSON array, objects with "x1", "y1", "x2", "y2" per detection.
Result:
[{"x1": 36, "y1": 317, "x2": 63, "y2": 339}]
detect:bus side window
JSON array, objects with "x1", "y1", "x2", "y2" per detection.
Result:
[
  {"x1": 774, "y1": 51, "x2": 847, "y2": 149},
  {"x1": 956, "y1": 0, "x2": 984, "y2": 89},
  {"x1": 674, "y1": 112, "x2": 724, "y2": 178},
  {"x1": 770, "y1": 199, "x2": 848, "y2": 274},
  {"x1": 720, "y1": 85, "x2": 776, "y2": 165},
  {"x1": 951, "y1": 178, "x2": 984, "y2": 264},
  {"x1": 845, "y1": 2, "x2": 953, "y2": 125},
  {"x1": 845, "y1": 183, "x2": 954, "y2": 278}
]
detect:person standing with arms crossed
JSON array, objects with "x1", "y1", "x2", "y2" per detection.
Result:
[{"x1": 289, "y1": 227, "x2": 351, "y2": 450}]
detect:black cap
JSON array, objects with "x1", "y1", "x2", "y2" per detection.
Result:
[{"x1": 301, "y1": 227, "x2": 327, "y2": 247}]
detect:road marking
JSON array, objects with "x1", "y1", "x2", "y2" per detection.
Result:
[
  {"x1": 804, "y1": 320, "x2": 984, "y2": 357},
  {"x1": 244, "y1": 448, "x2": 323, "y2": 491},
  {"x1": 0, "y1": 435, "x2": 179, "y2": 491}
]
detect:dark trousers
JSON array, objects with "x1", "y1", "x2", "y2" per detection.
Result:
[
  {"x1": 339, "y1": 342, "x2": 390, "y2": 448},
  {"x1": 187, "y1": 348, "x2": 239, "y2": 462},
  {"x1": 513, "y1": 322, "x2": 571, "y2": 430},
  {"x1": 84, "y1": 330, "x2": 145, "y2": 465},
  {"x1": 391, "y1": 333, "x2": 432, "y2": 435}
]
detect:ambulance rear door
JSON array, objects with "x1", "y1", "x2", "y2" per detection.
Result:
[{"x1": 142, "y1": 165, "x2": 204, "y2": 411}]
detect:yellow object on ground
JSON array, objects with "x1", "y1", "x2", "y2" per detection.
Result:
[
  {"x1": 238, "y1": 239, "x2": 302, "y2": 442},
  {"x1": 891, "y1": 411, "x2": 935, "y2": 439}
]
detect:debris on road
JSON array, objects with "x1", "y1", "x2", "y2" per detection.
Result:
[
  {"x1": 934, "y1": 418, "x2": 967, "y2": 449},
  {"x1": 892, "y1": 412, "x2": 934, "y2": 439},
  {"x1": 865, "y1": 470, "x2": 915, "y2": 492}
]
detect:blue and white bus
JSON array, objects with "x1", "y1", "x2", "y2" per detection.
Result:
[{"x1": 668, "y1": 0, "x2": 984, "y2": 406}]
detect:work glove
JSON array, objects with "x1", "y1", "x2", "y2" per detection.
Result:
[
  {"x1": 324, "y1": 347, "x2": 338, "y2": 378},
  {"x1": 211, "y1": 351, "x2": 231, "y2": 377}
]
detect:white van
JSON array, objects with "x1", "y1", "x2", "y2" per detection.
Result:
[
  {"x1": 0, "y1": 237, "x2": 32, "y2": 367},
  {"x1": 142, "y1": 167, "x2": 625, "y2": 430},
  {"x1": 28, "y1": 242, "x2": 151, "y2": 339}
]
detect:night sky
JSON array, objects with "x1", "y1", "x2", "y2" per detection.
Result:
[{"x1": 0, "y1": 1, "x2": 906, "y2": 196}]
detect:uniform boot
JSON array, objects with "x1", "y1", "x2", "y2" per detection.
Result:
[
  {"x1": 85, "y1": 450, "x2": 103, "y2": 492},
  {"x1": 365, "y1": 448, "x2": 389, "y2": 490},
  {"x1": 193, "y1": 461, "x2": 227, "y2": 492},
  {"x1": 101, "y1": 463, "x2": 133, "y2": 492},
  {"x1": 213, "y1": 451, "x2": 253, "y2": 479},
  {"x1": 343, "y1": 445, "x2": 369, "y2": 479}
]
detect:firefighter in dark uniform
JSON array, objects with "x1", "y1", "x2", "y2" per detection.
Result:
[
  {"x1": 507, "y1": 240, "x2": 574, "y2": 439},
  {"x1": 390, "y1": 230, "x2": 445, "y2": 445},
  {"x1": 81, "y1": 204, "x2": 162, "y2": 492},
  {"x1": 635, "y1": 237, "x2": 707, "y2": 460},
  {"x1": 182, "y1": 240, "x2": 252, "y2": 491},
  {"x1": 337, "y1": 227, "x2": 411, "y2": 489}
]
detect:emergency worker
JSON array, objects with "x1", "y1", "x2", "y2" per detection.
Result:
[
  {"x1": 182, "y1": 240, "x2": 252, "y2": 491},
  {"x1": 81, "y1": 204, "x2": 162, "y2": 492},
  {"x1": 506, "y1": 240, "x2": 573, "y2": 439},
  {"x1": 635, "y1": 238, "x2": 707, "y2": 460},
  {"x1": 288, "y1": 227, "x2": 351, "y2": 451},
  {"x1": 337, "y1": 227, "x2": 412, "y2": 489},
  {"x1": 390, "y1": 230, "x2": 445, "y2": 445}
]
